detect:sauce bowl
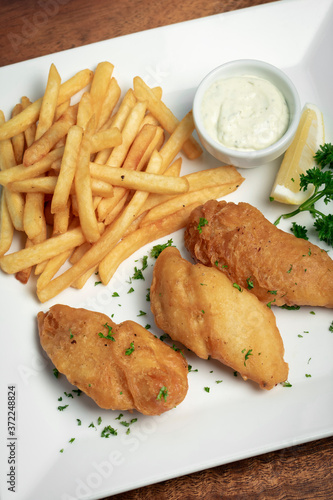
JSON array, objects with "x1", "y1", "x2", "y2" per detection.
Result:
[{"x1": 192, "y1": 59, "x2": 301, "y2": 168}]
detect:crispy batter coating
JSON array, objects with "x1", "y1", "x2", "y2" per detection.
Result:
[
  {"x1": 150, "y1": 247, "x2": 288, "y2": 390},
  {"x1": 38, "y1": 304, "x2": 188, "y2": 415},
  {"x1": 184, "y1": 200, "x2": 333, "y2": 308}
]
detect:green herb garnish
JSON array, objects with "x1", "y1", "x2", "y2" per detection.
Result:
[
  {"x1": 150, "y1": 239, "x2": 174, "y2": 259},
  {"x1": 197, "y1": 217, "x2": 208, "y2": 234},
  {"x1": 125, "y1": 342, "x2": 135, "y2": 356},
  {"x1": 156, "y1": 386, "x2": 168, "y2": 402},
  {"x1": 101, "y1": 425, "x2": 118, "y2": 437},
  {"x1": 275, "y1": 144, "x2": 333, "y2": 247},
  {"x1": 98, "y1": 322, "x2": 115, "y2": 341}
]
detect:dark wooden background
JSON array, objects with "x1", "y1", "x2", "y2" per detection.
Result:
[{"x1": 0, "y1": 0, "x2": 332, "y2": 498}]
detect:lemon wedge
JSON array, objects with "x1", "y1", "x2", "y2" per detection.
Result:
[{"x1": 270, "y1": 103, "x2": 325, "y2": 205}]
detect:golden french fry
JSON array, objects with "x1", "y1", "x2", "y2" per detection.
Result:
[
  {"x1": 76, "y1": 92, "x2": 93, "y2": 130},
  {"x1": 0, "y1": 147, "x2": 64, "y2": 186},
  {"x1": 69, "y1": 241, "x2": 92, "y2": 264},
  {"x1": 21, "y1": 96, "x2": 37, "y2": 147},
  {"x1": 94, "y1": 89, "x2": 137, "y2": 164},
  {"x1": 159, "y1": 110, "x2": 196, "y2": 171},
  {"x1": 0, "y1": 112, "x2": 25, "y2": 231},
  {"x1": 54, "y1": 100, "x2": 70, "y2": 121},
  {"x1": 23, "y1": 104, "x2": 78, "y2": 166},
  {"x1": 74, "y1": 129, "x2": 100, "y2": 243},
  {"x1": 0, "y1": 69, "x2": 93, "y2": 141},
  {"x1": 133, "y1": 76, "x2": 202, "y2": 159},
  {"x1": 23, "y1": 192, "x2": 45, "y2": 240},
  {"x1": 35, "y1": 63, "x2": 61, "y2": 140},
  {"x1": 140, "y1": 177, "x2": 244, "y2": 227},
  {"x1": 0, "y1": 188, "x2": 14, "y2": 257},
  {"x1": 89, "y1": 62, "x2": 114, "y2": 129},
  {"x1": 15, "y1": 237, "x2": 34, "y2": 284},
  {"x1": 90, "y1": 163, "x2": 189, "y2": 194},
  {"x1": 11, "y1": 104, "x2": 25, "y2": 164},
  {"x1": 71, "y1": 265, "x2": 98, "y2": 289},
  {"x1": 96, "y1": 186, "x2": 127, "y2": 222},
  {"x1": 0, "y1": 224, "x2": 100, "y2": 274},
  {"x1": 36, "y1": 152, "x2": 164, "y2": 301},
  {"x1": 103, "y1": 190, "x2": 129, "y2": 226},
  {"x1": 51, "y1": 125, "x2": 82, "y2": 213},
  {"x1": 105, "y1": 101, "x2": 147, "y2": 167},
  {"x1": 53, "y1": 199, "x2": 70, "y2": 235},
  {"x1": 96, "y1": 124, "x2": 162, "y2": 222},
  {"x1": 36, "y1": 249, "x2": 72, "y2": 291},
  {"x1": 89, "y1": 127, "x2": 122, "y2": 153},
  {"x1": 138, "y1": 157, "x2": 182, "y2": 214},
  {"x1": 97, "y1": 77, "x2": 121, "y2": 131}
]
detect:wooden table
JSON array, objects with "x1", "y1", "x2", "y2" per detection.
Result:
[{"x1": 1, "y1": 0, "x2": 332, "y2": 498}]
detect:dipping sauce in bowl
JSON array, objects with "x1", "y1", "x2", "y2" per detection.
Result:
[
  {"x1": 201, "y1": 75, "x2": 289, "y2": 151},
  {"x1": 193, "y1": 59, "x2": 301, "y2": 168}
]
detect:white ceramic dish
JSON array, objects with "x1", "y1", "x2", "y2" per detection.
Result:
[
  {"x1": 0, "y1": 1, "x2": 333, "y2": 499},
  {"x1": 193, "y1": 59, "x2": 301, "y2": 168}
]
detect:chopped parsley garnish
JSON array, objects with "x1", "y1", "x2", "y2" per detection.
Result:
[
  {"x1": 268, "y1": 290, "x2": 277, "y2": 295},
  {"x1": 97, "y1": 417, "x2": 102, "y2": 425},
  {"x1": 132, "y1": 267, "x2": 144, "y2": 280},
  {"x1": 287, "y1": 264, "x2": 293, "y2": 274},
  {"x1": 127, "y1": 287, "x2": 134, "y2": 294},
  {"x1": 125, "y1": 342, "x2": 135, "y2": 356},
  {"x1": 215, "y1": 260, "x2": 219, "y2": 266},
  {"x1": 146, "y1": 288, "x2": 150, "y2": 301},
  {"x1": 233, "y1": 283, "x2": 242, "y2": 292},
  {"x1": 53, "y1": 368, "x2": 59, "y2": 378},
  {"x1": 282, "y1": 381, "x2": 292, "y2": 387},
  {"x1": 77, "y1": 419, "x2": 82, "y2": 426},
  {"x1": 215, "y1": 380, "x2": 223, "y2": 384},
  {"x1": 150, "y1": 239, "x2": 174, "y2": 259},
  {"x1": 94, "y1": 281, "x2": 102, "y2": 286},
  {"x1": 69, "y1": 438, "x2": 75, "y2": 444},
  {"x1": 274, "y1": 144, "x2": 333, "y2": 247},
  {"x1": 242, "y1": 348, "x2": 253, "y2": 366},
  {"x1": 172, "y1": 344, "x2": 184, "y2": 357},
  {"x1": 72, "y1": 389, "x2": 82, "y2": 396},
  {"x1": 246, "y1": 277, "x2": 254, "y2": 290},
  {"x1": 112, "y1": 291, "x2": 119, "y2": 297},
  {"x1": 188, "y1": 365, "x2": 198, "y2": 372},
  {"x1": 156, "y1": 386, "x2": 168, "y2": 402},
  {"x1": 204, "y1": 387, "x2": 210, "y2": 393},
  {"x1": 160, "y1": 333, "x2": 170, "y2": 342},
  {"x1": 145, "y1": 324, "x2": 151, "y2": 329},
  {"x1": 101, "y1": 425, "x2": 118, "y2": 437},
  {"x1": 329, "y1": 321, "x2": 333, "y2": 333},
  {"x1": 98, "y1": 322, "x2": 115, "y2": 341},
  {"x1": 141, "y1": 255, "x2": 148, "y2": 270},
  {"x1": 197, "y1": 217, "x2": 208, "y2": 234},
  {"x1": 115, "y1": 414, "x2": 123, "y2": 420},
  {"x1": 58, "y1": 405, "x2": 69, "y2": 411},
  {"x1": 69, "y1": 329, "x2": 74, "y2": 339},
  {"x1": 89, "y1": 422, "x2": 96, "y2": 429},
  {"x1": 64, "y1": 391, "x2": 74, "y2": 398},
  {"x1": 291, "y1": 222, "x2": 309, "y2": 240},
  {"x1": 305, "y1": 374, "x2": 312, "y2": 378},
  {"x1": 137, "y1": 310, "x2": 146, "y2": 316}
]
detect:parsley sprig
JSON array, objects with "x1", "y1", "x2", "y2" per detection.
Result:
[{"x1": 274, "y1": 144, "x2": 333, "y2": 247}]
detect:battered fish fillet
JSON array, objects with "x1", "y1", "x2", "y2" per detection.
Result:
[
  {"x1": 184, "y1": 200, "x2": 333, "y2": 308},
  {"x1": 150, "y1": 247, "x2": 288, "y2": 390},
  {"x1": 38, "y1": 305, "x2": 188, "y2": 415}
]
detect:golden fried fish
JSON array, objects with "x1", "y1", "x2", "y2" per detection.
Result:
[
  {"x1": 38, "y1": 304, "x2": 188, "y2": 415},
  {"x1": 150, "y1": 247, "x2": 288, "y2": 390},
  {"x1": 184, "y1": 200, "x2": 333, "y2": 308}
]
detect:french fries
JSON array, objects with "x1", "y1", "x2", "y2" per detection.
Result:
[{"x1": 0, "y1": 62, "x2": 244, "y2": 302}]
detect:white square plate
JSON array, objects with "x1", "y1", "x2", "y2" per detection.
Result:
[{"x1": 0, "y1": 0, "x2": 333, "y2": 499}]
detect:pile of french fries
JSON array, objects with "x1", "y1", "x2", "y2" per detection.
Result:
[{"x1": 0, "y1": 61, "x2": 244, "y2": 302}]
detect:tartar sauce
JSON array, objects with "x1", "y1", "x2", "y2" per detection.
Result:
[{"x1": 201, "y1": 75, "x2": 289, "y2": 151}]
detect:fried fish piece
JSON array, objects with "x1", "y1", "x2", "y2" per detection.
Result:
[
  {"x1": 184, "y1": 200, "x2": 333, "y2": 308},
  {"x1": 38, "y1": 304, "x2": 188, "y2": 415},
  {"x1": 150, "y1": 247, "x2": 288, "y2": 390}
]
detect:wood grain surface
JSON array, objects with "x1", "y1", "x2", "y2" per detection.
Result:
[{"x1": 0, "y1": 0, "x2": 332, "y2": 499}]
